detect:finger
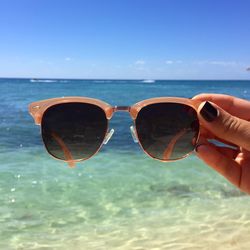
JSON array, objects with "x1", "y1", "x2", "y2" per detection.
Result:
[
  {"x1": 199, "y1": 128, "x2": 238, "y2": 148},
  {"x1": 197, "y1": 136, "x2": 239, "y2": 159},
  {"x1": 193, "y1": 93, "x2": 250, "y2": 121},
  {"x1": 196, "y1": 143, "x2": 242, "y2": 188},
  {"x1": 216, "y1": 146, "x2": 239, "y2": 159},
  {"x1": 198, "y1": 101, "x2": 250, "y2": 151},
  {"x1": 235, "y1": 151, "x2": 250, "y2": 194}
]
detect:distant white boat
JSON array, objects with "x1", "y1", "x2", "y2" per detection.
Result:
[{"x1": 142, "y1": 79, "x2": 155, "y2": 83}]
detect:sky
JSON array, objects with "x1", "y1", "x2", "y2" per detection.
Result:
[{"x1": 0, "y1": 0, "x2": 249, "y2": 79}]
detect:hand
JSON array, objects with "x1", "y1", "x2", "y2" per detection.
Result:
[{"x1": 193, "y1": 93, "x2": 250, "y2": 194}]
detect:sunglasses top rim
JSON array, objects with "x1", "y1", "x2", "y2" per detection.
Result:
[{"x1": 29, "y1": 96, "x2": 202, "y2": 125}]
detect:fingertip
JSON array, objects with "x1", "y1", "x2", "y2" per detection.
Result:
[
  {"x1": 195, "y1": 143, "x2": 211, "y2": 155},
  {"x1": 199, "y1": 101, "x2": 219, "y2": 122},
  {"x1": 195, "y1": 143, "x2": 242, "y2": 188},
  {"x1": 192, "y1": 93, "x2": 215, "y2": 101},
  {"x1": 195, "y1": 143, "x2": 217, "y2": 161},
  {"x1": 192, "y1": 93, "x2": 206, "y2": 100}
]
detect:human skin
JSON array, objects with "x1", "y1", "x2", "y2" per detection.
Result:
[{"x1": 193, "y1": 93, "x2": 250, "y2": 194}]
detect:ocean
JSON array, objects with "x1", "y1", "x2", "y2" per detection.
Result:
[{"x1": 1, "y1": 78, "x2": 250, "y2": 250}]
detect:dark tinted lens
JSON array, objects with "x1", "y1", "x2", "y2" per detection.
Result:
[
  {"x1": 136, "y1": 103, "x2": 199, "y2": 160},
  {"x1": 41, "y1": 103, "x2": 107, "y2": 161}
]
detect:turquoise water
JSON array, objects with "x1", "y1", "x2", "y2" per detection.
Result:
[{"x1": 1, "y1": 79, "x2": 250, "y2": 249}]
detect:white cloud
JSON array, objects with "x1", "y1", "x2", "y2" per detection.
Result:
[
  {"x1": 134, "y1": 60, "x2": 145, "y2": 65},
  {"x1": 210, "y1": 61, "x2": 237, "y2": 66},
  {"x1": 193, "y1": 60, "x2": 238, "y2": 66},
  {"x1": 165, "y1": 60, "x2": 183, "y2": 65},
  {"x1": 165, "y1": 60, "x2": 173, "y2": 64},
  {"x1": 65, "y1": 57, "x2": 72, "y2": 61}
]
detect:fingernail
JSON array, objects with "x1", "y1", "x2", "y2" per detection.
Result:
[{"x1": 200, "y1": 102, "x2": 219, "y2": 122}]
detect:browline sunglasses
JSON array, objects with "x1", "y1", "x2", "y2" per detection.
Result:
[{"x1": 29, "y1": 97, "x2": 202, "y2": 167}]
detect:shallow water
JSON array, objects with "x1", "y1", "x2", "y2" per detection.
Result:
[{"x1": 1, "y1": 79, "x2": 250, "y2": 249}]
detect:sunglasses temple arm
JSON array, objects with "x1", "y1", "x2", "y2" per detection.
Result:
[
  {"x1": 162, "y1": 129, "x2": 187, "y2": 160},
  {"x1": 51, "y1": 132, "x2": 76, "y2": 168}
]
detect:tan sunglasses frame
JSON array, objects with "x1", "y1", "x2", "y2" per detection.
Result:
[{"x1": 29, "y1": 97, "x2": 202, "y2": 167}]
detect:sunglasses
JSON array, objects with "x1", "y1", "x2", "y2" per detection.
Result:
[{"x1": 29, "y1": 97, "x2": 201, "y2": 167}]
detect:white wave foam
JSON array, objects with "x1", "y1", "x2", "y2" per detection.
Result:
[
  {"x1": 30, "y1": 79, "x2": 57, "y2": 83},
  {"x1": 93, "y1": 80, "x2": 113, "y2": 83},
  {"x1": 142, "y1": 79, "x2": 155, "y2": 83}
]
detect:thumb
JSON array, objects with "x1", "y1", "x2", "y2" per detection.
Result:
[{"x1": 198, "y1": 101, "x2": 250, "y2": 151}]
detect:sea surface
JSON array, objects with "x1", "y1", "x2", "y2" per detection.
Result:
[{"x1": 1, "y1": 78, "x2": 250, "y2": 250}]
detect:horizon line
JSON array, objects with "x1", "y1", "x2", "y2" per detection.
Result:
[{"x1": 0, "y1": 76, "x2": 250, "y2": 81}]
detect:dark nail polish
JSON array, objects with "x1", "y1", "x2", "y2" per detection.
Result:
[{"x1": 200, "y1": 102, "x2": 218, "y2": 122}]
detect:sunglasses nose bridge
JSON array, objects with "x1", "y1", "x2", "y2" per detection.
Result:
[
  {"x1": 112, "y1": 106, "x2": 139, "y2": 143},
  {"x1": 112, "y1": 106, "x2": 138, "y2": 120},
  {"x1": 113, "y1": 106, "x2": 130, "y2": 112}
]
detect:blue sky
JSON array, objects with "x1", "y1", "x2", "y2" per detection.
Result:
[{"x1": 0, "y1": 0, "x2": 249, "y2": 79}]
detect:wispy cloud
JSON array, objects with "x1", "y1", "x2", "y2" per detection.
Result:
[
  {"x1": 65, "y1": 57, "x2": 72, "y2": 61},
  {"x1": 165, "y1": 60, "x2": 173, "y2": 65},
  {"x1": 132, "y1": 59, "x2": 146, "y2": 71},
  {"x1": 38, "y1": 59, "x2": 54, "y2": 65},
  {"x1": 165, "y1": 60, "x2": 183, "y2": 65},
  {"x1": 134, "y1": 60, "x2": 145, "y2": 65},
  {"x1": 210, "y1": 61, "x2": 237, "y2": 66},
  {"x1": 193, "y1": 60, "x2": 239, "y2": 66}
]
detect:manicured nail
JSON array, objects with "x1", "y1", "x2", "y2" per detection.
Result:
[{"x1": 200, "y1": 102, "x2": 219, "y2": 122}]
